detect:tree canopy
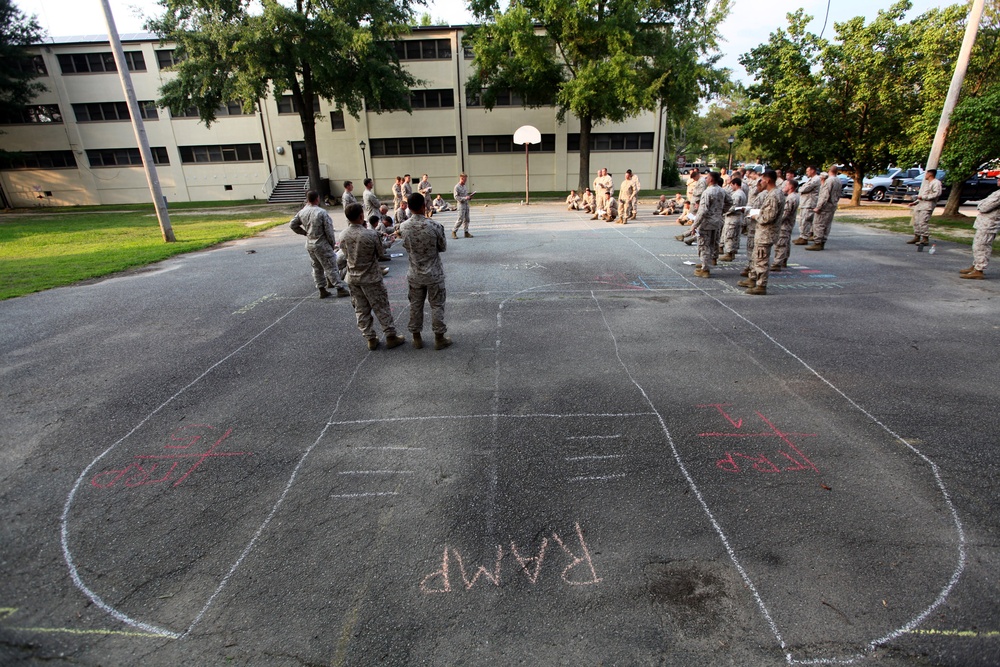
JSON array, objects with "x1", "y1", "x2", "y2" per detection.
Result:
[
  {"x1": 147, "y1": 0, "x2": 419, "y2": 193},
  {"x1": 0, "y1": 0, "x2": 46, "y2": 129},
  {"x1": 464, "y1": 0, "x2": 730, "y2": 191}
]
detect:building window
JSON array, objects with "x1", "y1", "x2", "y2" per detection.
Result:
[
  {"x1": 393, "y1": 38, "x2": 451, "y2": 61},
  {"x1": 369, "y1": 136, "x2": 456, "y2": 157},
  {"x1": 410, "y1": 89, "x2": 455, "y2": 109},
  {"x1": 567, "y1": 132, "x2": 655, "y2": 152},
  {"x1": 72, "y1": 101, "x2": 158, "y2": 122},
  {"x1": 468, "y1": 134, "x2": 556, "y2": 154},
  {"x1": 173, "y1": 101, "x2": 252, "y2": 118},
  {"x1": 156, "y1": 49, "x2": 183, "y2": 69},
  {"x1": 178, "y1": 143, "x2": 264, "y2": 163},
  {"x1": 14, "y1": 55, "x2": 47, "y2": 75},
  {"x1": 276, "y1": 95, "x2": 321, "y2": 114},
  {"x1": 0, "y1": 150, "x2": 77, "y2": 169},
  {"x1": 57, "y1": 51, "x2": 146, "y2": 74},
  {"x1": 466, "y1": 88, "x2": 555, "y2": 107},
  {"x1": 462, "y1": 41, "x2": 474, "y2": 59},
  {"x1": 0, "y1": 105, "x2": 63, "y2": 124},
  {"x1": 86, "y1": 147, "x2": 169, "y2": 167},
  {"x1": 330, "y1": 110, "x2": 345, "y2": 131}
]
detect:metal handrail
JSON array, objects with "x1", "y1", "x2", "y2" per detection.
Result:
[{"x1": 262, "y1": 166, "x2": 282, "y2": 199}]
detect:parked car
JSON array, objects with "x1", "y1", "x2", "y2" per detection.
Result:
[
  {"x1": 977, "y1": 159, "x2": 1000, "y2": 179},
  {"x1": 679, "y1": 162, "x2": 708, "y2": 175},
  {"x1": 842, "y1": 167, "x2": 924, "y2": 201},
  {"x1": 888, "y1": 170, "x2": 999, "y2": 203}
]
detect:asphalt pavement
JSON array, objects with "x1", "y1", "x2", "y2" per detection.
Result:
[{"x1": 1, "y1": 203, "x2": 998, "y2": 666}]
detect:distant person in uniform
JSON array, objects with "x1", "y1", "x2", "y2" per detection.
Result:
[
  {"x1": 719, "y1": 176, "x2": 746, "y2": 262},
  {"x1": 399, "y1": 193, "x2": 452, "y2": 350},
  {"x1": 771, "y1": 178, "x2": 800, "y2": 270},
  {"x1": 907, "y1": 169, "x2": 942, "y2": 247},
  {"x1": 341, "y1": 180, "x2": 358, "y2": 208},
  {"x1": 289, "y1": 190, "x2": 350, "y2": 299},
  {"x1": 432, "y1": 194, "x2": 451, "y2": 213},
  {"x1": 362, "y1": 178, "x2": 381, "y2": 221},
  {"x1": 566, "y1": 189, "x2": 582, "y2": 210},
  {"x1": 808, "y1": 166, "x2": 842, "y2": 251},
  {"x1": 452, "y1": 173, "x2": 476, "y2": 238},
  {"x1": 738, "y1": 170, "x2": 785, "y2": 295},
  {"x1": 339, "y1": 203, "x2": 405, "y2": 350},
  {"x1": 795, "y1": 166, "x2": 821, "y2": 245},
  {"x1": 960, "y1": 181, "x2": 1000, "y2": 280}
]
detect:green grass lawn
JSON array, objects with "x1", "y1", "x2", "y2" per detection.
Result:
[
  {"x1": 0, "y1": 208, "x2": 287, "y2": 300},
  {"x1": 837, "y1": 212, "x2": 987, "y2": 246}
]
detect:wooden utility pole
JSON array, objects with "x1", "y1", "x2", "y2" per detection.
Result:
[
  {"x1": 100, "y1": 0, "x2": 175, "y2": 242},
  {"x1": 926, "y1": 0, "x2": 986, "y2": 170}
]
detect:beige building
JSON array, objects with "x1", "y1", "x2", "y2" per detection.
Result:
[{"x1": 0, "y1": 27, "x2": 666, "y2": 207}]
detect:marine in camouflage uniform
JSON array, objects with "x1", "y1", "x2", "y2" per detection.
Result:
[
  {"x1": 391, "y1": 177, "x2": 404, "y2": 212},
  {"x1": 341, "y1": 180, "x2": 358, "y2": 209},
  {"x1": 907, "y1": 170, "x2": 943, "y2": 246},
  {"x1": 795, "y1": 167, "x2": 821, "y2": 244},
  {"x1": 592, "y1": 169, "x2": 613, "y2": 219},
  {"x1": 452, "y1": 173, "x2": 475, "y2": 237},
  {"x1": 617, "y1": 171, "x2": 638, "y2": 224},
  {"x1": 720, "y1": 178, "x2": 746, "y2": 261},
  {"x1": 772, "y1": 180, "x2": 801, "y2": 270},
  {"x1": 808, "y1": 167, "x2": 842, "y2": 250},
  {"x1": 340, "y1": 203, "x2": 404, "y2": 350},
  {"x1": 960, "y1": 185, "x2": 1000, "y2": 279},
  {"x1": 738, "y1": 171, "x2": 785, "y2": 295},
  {"x1": 740, "y1": 180, "x2": 767, "y2": 278},
  {"x1": 399, "y1": 193, "x2": 452, "y2": 349},
  {"x1": 289, "y1": 191, "x2": 349, "y2": 298},
  {"x1": 362, "y1": 179, "x2": 381, "y2": 222},
  {"x1": 691, "y1": 173, "x2": 729, "y2": 277}
]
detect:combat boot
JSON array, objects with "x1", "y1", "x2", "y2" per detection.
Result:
[
  {"x1": 906, "y1": 234, "x2": 920, "y2": 244},
  {"x1": 793, "y1": 237, "x2": 809, "y2": 245},
  {"x1": 385, "y1": 334, "x2": 406, "y2": 349},
  {"x1": 451, "y1": 231, "x2": 458, "y2": 239},
  {"x1": 412, "y1": 333, "x2": 423, "y2": 349},
  {"x1": 959, "y1": 266, "x2": 976, "y2": 274},
  {"x1": 694, "y1": 268, "x2": 710, "y2": 278},
  {"x1": 737, "y1": 278, "x2": 754, "y2": 288},
  {"x1": 367, "y1": 338, "x2": 379, "y2": 350},
  {"x1": 770, "y1": 264, "x2": 783, "y2": 272},
  {"x1": 434, "y1": 333, "x2": 453, "y2": 350},
  {"x1": 674, "y1": 234, "x2": 686, "y2": 241},
  {"x1": 960, "y1": 269, "x2": 985, "y2": 280},
  {"x1": 740, "y1": 268, "x2": 750, "y2": 277},
  {"x1": 805, "y1": 241, "x2": 824, "y2": 251},
  {"x1": 918, "y1": 236, "x2": 929, "y2": 246},
  {"x1": 465, "y1": 231, "x2": 474, "y2": 238},
  {"x1": 336, "y1": 287, "x2": 350, "y2": 297},
  {"x1": 719, "y1": 253, "x2": 735, "y2": 262},
  {"x1": 746, "y1": 285, "x2": 767, "y2": 295},
  {"x1": 318, "y1": 287, "x2": 331, "y2": 299},
  {"x1": 684, "y1": 237, "x2": 696, "y2": 246}
]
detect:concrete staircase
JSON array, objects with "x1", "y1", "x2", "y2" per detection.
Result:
[{"x1": 267, "y1": 176, "x2": 309, "y2": 204}]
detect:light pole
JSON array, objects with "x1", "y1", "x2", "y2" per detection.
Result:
[
  {"x1": 359, "y1": 140, "x2": 369, "y2": 180},
  {"x1": 727, "y1": 134, "x2": 735, "y2": 172}
]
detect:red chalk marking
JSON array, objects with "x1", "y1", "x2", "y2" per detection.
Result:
[
  {"x1": 89, "y1": 425, "x2": 251, "y2": 490},
  {"x1": 755, "y1": 412, "x2": 819, "y2": 473},
  {"x1": 419, "y1": 547, "x2": 452, "y2": 594},
  {"x1": 166, "y1": 424, "x2": 215, "y2": 449},
  {"x1": 717, "y1": 452, "x2": 741, "y2": 473},
  {"x1": 698, "y1": 432, "x2": 817, "y2": 438},
  {"x1": 696, "y1": 403, "x2": 743, "y2": 429},
  {"x1": 735, "y1": 453, "x2": 781, "y2": 473}
]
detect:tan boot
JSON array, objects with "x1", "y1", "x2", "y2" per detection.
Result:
[
  {"x1": 336, "y1": 287, "x2": 350, "y2": 297},
  {"x1": 674, "y1": 234, "x2": 686, "y2": 241},
  {"x1": 465, "y1": 231, "x2": 474, "y2": 238},
  {"x1": 694, "y1": 268, "x2": 710, "y2": 278},
  {"x1": 367, "y1": 338, "x2": 379, "y2": 351},
  {"x1": 737, "y1": 278, "x2": 754, "y2": 288},
  {"x1": 451, "y1": 231, "x2": 458, "y2": 239},
  {"x1": 740, "y1": 268, "x2": 750, "y2": 277},
  {"x1": 318, "y1": 287, "x2": 331, "y2": 299},
  {"x1": 434, "y1": 333, "x2": 453, "y2": 350},
  {"x1": 770, "y1": 264, "x2": 783, "y2": 272},
  {"x1": 959, "y1": 266, "x2": 977, "y2": 274},
  {"x1": 746, "y1": 285, "x2": 767, "y2": 295},
  {"x1": 719, "y1": 253, "x2": 735, "y2": 262},
  {"x1": 805, "y1": 242, "x2": 824, "y2": 251},
  {"x1": 385, "y1": 334, "x2": 406, "y2": 349},
  {"x1": 906, "y1": 234, "x2": 920, "y2": 244},
  {"x1": 960, "y1": 269, "x2": 985, "y2": 280},
  {"x1": 793, "y1": 237, "x2": 809, "y2": 245},
  {"x1": 412, "y1": 333, "x2": 423, "y2": 349},
  {"x1": 918, "y1": 236, "x2": 929, "y2": 246}
]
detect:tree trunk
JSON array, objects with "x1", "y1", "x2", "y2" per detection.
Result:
[
  {"x1": 849, "y1": 166, "x2": 864, "y2": 207},
  {"x1": 942, "y1": 179, "x2": 964, "y2": 217},
  {"x1": 300, "y1": 109, "x2": 322, "y2": 195},
  {"x1": 577, "y1": 114, "x2": 592, "y2": 193}
]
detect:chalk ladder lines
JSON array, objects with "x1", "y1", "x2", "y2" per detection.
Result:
[
  {"x1": 564, "y1": 433, "x2": 627, "y2": 483},
  {"x1": 608, "y1": 225, "x2": 968, "y2": 664}
]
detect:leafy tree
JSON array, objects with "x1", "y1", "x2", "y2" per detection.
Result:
[
  {"x1": 464, "y1": 0, "x2": 730, "y2": 192},
  {"x1": 147, "y1": 0, "x2": 418, "y2": 193},
  {"x1": 0, "y1": 0, "x2": 45, "y2": 130}
]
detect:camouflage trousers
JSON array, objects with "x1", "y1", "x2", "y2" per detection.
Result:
[
  {"x1": 973, "y1": 229, "x2": 996, "y2": 271},
  {"x1": 744, "y1": 223, "x2": 756, "y2": 269},
  {"x1": 619, "y1": 196, "x2": 637, "y2": 221},
  {"x1": 750, "y1": 242, "x2": 774, "y2": 288},
  {"x1": 722, "y1": 218, "x2": 742, "y2": 255},
  {"x1": 453, "y1": 203, "x2": 470, "y2": 232},
  {"x1": 911, "y1": 206, "x2": 933, "y2": 236},
  {"x1": 408, "y1": 280, "x2": 447, "y2": 335},
  {"x1": 812, "y1": 207, "x2": 835, "y2": 242},
  {"x1": 797, "y1": 207, "x2": 815, "y2": 239},
  {"x1": 697, "y1": 228, "x2": 720, "y2": 269},
  {"x1": 772, "y1": 216, "x2": 796, "y2": 266},
  {"x1": 348, "y1": 282, "x2": 398, "y2": 341},
  {"x1": 307, "y1": 241, "x2": 346, "y2": 290}
]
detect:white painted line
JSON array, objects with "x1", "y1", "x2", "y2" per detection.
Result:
[
  {"x1": 567, "y1": 473, "x2": 626, "y2": 483},
  {"x1": 565, "y1": 455, "x2": 624, "y2": 461},
  {"x1": 328, "y1": 412, "x2": 655, "y2": 426},
  {"x1": 564, "y1": 434, "x2": 622, "y2": 440},
  {"x1": 354, "y1": 446, "x2": 426, "y2": 451},
  {"x1": 328, "y1": 492, "x2": 399, "y2": 499},
  {"x1": 337, "y1": 470, "x2": 414, "y2": 475}
]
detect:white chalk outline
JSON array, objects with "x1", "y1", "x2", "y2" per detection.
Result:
[
  {"x1": 566, "y1": 473, "x2": 627, "y2": 483},
  {"x1": 589, "y1": 218, "x2": 967, "y2": 664}
]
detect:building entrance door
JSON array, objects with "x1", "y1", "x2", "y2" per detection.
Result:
[{"x1": 291, "y1": 142, "x2": 308, "y2": 178}]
